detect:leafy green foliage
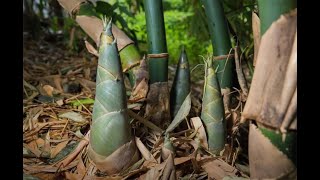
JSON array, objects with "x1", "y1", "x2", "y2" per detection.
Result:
[
  {"x1": 117, "y1": 0, "x2": 257, "y2": 66},
  {"x1": 28, "y1": 0, "x2": 257, "y2": 67}
]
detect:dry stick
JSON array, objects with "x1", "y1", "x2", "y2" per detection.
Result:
[
  {"x1": 48, "y1": 105, "x2": 60, "y2": 121},
  {"x1": 231, "y1": 87, "x2": 242, "y2": 112},
  {"x1": 59, "y1": 119, "x2": 69, "y2": 137},
  {"x1": 23, "y1": 86, "x2": 29, "y2": 98},
  {"x1": 185, "y1": 117, "x2": 191, "y2": 129},
  {"x1": 234, "y1": 46, "x2": 249, "y2": 98},
  {"x1": 169, "y1": 129, "x2": 194, "y2": 137},
  {"x1": 65, "y1": 92, "x2": 84, "y2": 102},
  {"x1": 127, "y1": 109, "x2": 163, "y2": 133},
  {"x1": 75, "y1": 97, "x2": 92, "y2": 115},
  {"x1": 215, "y1": 48, "x2": 234, "y2": 87}
]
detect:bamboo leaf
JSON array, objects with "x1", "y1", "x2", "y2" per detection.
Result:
[
  {"x1": 201, "y1": 158, "x2": 238, "y2": 179},
  {"x1": 95, "y1": 1, "x2": 118, "y2": 17},
  {"x1": 50, "y1": 140, "x2": 69, "y2": 158},
  {"x1": 49, "y1": 142, "x2": 79, "y2": 163},
  {"x1": 68, "y1": 98, "x2": 95, "y2": 106},
  {"x1": 85, "y1": 40, "x2": 99, "y2": 57},
  {"x1": 165, "y1": 93, "x2": 191, "y2": 134},
  {"x1": 78, "y1": 3, "x2": 98, "y2": 17},
  {"x1": 59, "y1": 111, "x2": 86, "y2": 123},
  {"x1": 190, "y1": 117, "x2": 208, "y2": 150}
]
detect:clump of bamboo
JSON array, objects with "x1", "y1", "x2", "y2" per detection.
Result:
[
  {"x1": 88, "y1": 19, "x2": 138, "y2": 174},
  {"x1": 170, "y1": 47, "x2": 191, "y2": 118},
  {"x1": 201, "y1": 57, "x2": 226, "y2": 155}
]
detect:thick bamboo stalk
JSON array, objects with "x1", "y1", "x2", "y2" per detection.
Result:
[
  {"x1": 242, "y1": 7, "x2": 297, "y2": 178},
  {"x1": 200, "y1": 0, "x2": 233, "y2": 89},
  {"x1": 201, "y1": 58, "x2": 226, "y2": 155},
  {"x1": 256, "y1": 0, "x2": 296, "y2": 167},
  {"x1": 143, "y1": 0, "x2": 170, "y2": 128},
  {"x1": 88, "y1": 20, "x2": 138, "y2": 174},
  {"x1": 143, "y1": 0, "x2": 168, "y2": 83}
]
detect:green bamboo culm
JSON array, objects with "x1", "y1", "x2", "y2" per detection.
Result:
[
  {"x1": 170, "y1": 47, "x2": 190, "y2": 118},
  {"x1": 201, "y1": 58, "x2": 226, "y2": 155},
  {"x1": 258, "y1": 0, "x2": 297, "y2": 35},
  {"x1": 200, "y1": 0, "x2": 233, "y2": 89},
  {"x1": 119, "y1": 44, "x2": 141, "y2": 85},
  {"x1": 143, "y1": 0, "x2": 168, "y2": 83},
  {"x1": 90, "y1": 19, "x2": 131, "y2": 157}
]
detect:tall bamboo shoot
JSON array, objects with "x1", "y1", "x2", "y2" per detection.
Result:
[
  {"x1": 201, "y1": 58, "x2": 226, "y2": 155},
  {"x1": 88, "y1": 20, "x2": 138, "y2": 174}
]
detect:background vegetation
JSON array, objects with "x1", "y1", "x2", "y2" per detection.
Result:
[{"x1": 23, "y1": 0, "x2": 257, "y2": 66}]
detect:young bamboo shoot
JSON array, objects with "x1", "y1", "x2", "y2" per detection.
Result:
[
  {"x1": 201, "y1": 58, "x2": 226, "y2": 155},
  {"x1": 88, "y1": 19, "x2": 138, "y2": 174},
  {"x1": 170, "y1": 47, "x2": 191, "y2": 119}
]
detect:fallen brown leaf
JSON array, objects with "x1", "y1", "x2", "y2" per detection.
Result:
[
  {"x1": 65, "y1": 172, "x2": 83, "y2": 180},
  {"x1": 135, "y1": 137, "x2": 157, "y2": 162},
  {"x1": 23, "y1": 160, "x2": 78, "y2": 173},
  {"x1": 50, "y1": 140, "x2": 69, "y2": 158},
  {"x1": 43, "y1": 85, "x2": 54, "y2": 97},
  {"x1": 24, "y1": 141, "x2": 41, "y2": 157},
  {"x1": 55, "y1": 132, "x2": 89, "y2": 168},
  {"x1": 190, "y1": 117, "x2": 208, "y2": 150},
  {"x1": 201, "y1": 158, "x2": 238, "y2": 179}
]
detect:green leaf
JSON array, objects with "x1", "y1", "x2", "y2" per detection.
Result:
[
  {"x1": 68, "y1": 98, "x2": 95, "y2": 106},
  {"x1": 96, "y1": 1, "x2": 118, "y2": 17},
  {"x1": 119, "y1": 5, "x2": 133, "y2": 16},
  {"x1": 78, "y1": 3, "x2": 98, "y2": 17},
  {"x1": 49, "y1": 142, "x2": 79, "y2": 163},
  {"x1": 165, "y1": 93, "x2": 191, "y2": 134},
  {"x1": 59, "y1": 111, "x2": 86, "y2": 123},
  {"x1": 23, "y1": 174, "x2": 41, "y2": 180}
]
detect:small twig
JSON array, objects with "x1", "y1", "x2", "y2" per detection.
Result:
[
  {"x1": 23, "y1": 86, "x2": 29, "y2": 98},
  {"x1": 75, "y1": 97, "x2": 92, "y2": 115},
  {"x1": 231, "y1": 87, "x2": 242, "y2": 112},
  {"x1": 65, "y1": 92, "x2": 84, "y2": 103},
  {"x1": 169, "y1": 129, "x2": 194, "y2": 137},
  {"x1": 127, "y1": 109, "x2": 163, "y2": 133},
  {"x1": 213, "y1": 54, "x2": 235, "y2": 60},
  {"x1": 185, "y1": 117, "x2": 191, "y2": 130},
  {"x1": 190, "y1": 63, "x2": 205, "y2": 73},
  {"x1": 59, "y1": 119, "x2": 69, "y2": 137},
  {"x1": 234, "y1": 46, "x2": 249, "y2": 97},
  {"x1": 216, "y1": 48, "x2": 234, "y2": 86}
]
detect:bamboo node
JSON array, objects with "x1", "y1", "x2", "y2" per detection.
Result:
[
  {"x1": 147, "y1": 53, "x2": 169, "y2": 58},
  {"x1": 213, "y1": 54, "x2": 234, "y2": 60}
]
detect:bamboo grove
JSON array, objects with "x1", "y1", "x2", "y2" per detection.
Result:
[{"x1": 54, "y1": 0, "x2": 297, "y2": 178}]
